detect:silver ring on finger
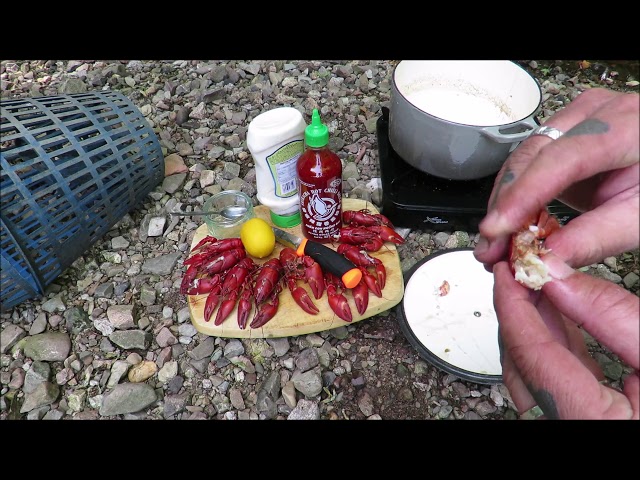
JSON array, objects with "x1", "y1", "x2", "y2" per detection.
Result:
[{"x1": 530, "y1": 125, "x2": 564, "y2": 141}]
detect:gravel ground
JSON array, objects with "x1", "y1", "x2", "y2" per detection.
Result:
[{"x1": 1, "y1": 59, "x2": 638, "y2": 420}]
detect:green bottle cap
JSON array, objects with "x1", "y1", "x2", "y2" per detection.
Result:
[
  {"x1": 270, "y1": 209, "x2": 301, "y2": 228},
  {"x1": 304, "y1": 109, "x2": 329, "y2": 148}
]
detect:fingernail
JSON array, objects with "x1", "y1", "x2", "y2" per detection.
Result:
[
  {"x1": 474, "y1": 235, "x2": 490, "y2": 256},
  {"x1": 481, "y1": 210, "x2": 511, "y2": 236},
  {"x1": 543, "y1": 252, "x2": 575, "y2": 280}
]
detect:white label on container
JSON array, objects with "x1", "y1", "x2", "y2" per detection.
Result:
[{"x1": 266, "y1": 140, "x2": 303, "y2": 198}]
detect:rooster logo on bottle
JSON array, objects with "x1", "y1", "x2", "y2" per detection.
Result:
[{"x1": 304, "y1": 191, "x2": 339, "y2": 226}]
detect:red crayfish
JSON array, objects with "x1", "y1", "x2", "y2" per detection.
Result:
[
  {"x1": 279, "y1": 247, "x2": 324, "y2": 316},
  {"x1": 180, "y1": 236, "x2": 245, "y2": 294},
  {"x1": 510, "y1": 209, "x2": 561, "y2": 290},
  {"x1": 335, "y1": 209, "x2": 405, "y2": 252}
]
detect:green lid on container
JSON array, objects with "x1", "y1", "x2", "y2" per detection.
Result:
[
  {"x1": 304, "y1": 109, "x2": 329, "y2": 148},
  {"x1": 270, "y1": 209, "x2": 301, "y2": 228}
]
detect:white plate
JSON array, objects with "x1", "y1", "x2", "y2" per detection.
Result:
[{"x1": 398, "y1": 248, "x2": 502, "y2": 384}]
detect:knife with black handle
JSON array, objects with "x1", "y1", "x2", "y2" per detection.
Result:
[{"x1": 272, "y1": 227, "x2": 362, "y2": 289}]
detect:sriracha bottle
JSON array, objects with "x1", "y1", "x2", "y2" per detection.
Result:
[{"x1": 297, "y1": 109, "x2": 343, "y2": 243}]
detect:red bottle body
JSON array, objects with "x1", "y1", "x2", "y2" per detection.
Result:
[{"x1": 297, "y1": 146, "x2": 342, "y2": 243}]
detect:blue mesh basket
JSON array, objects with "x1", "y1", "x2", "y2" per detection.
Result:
[{"x1": 1, "y1": 91, "x2": 164, "y2": 311}]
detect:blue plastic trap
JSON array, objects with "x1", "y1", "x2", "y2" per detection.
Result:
[{"x1": 1, "y1": 91, "x2": 164, "y2": 311}]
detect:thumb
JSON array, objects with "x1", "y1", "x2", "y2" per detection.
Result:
[{"x1": 542, "y1": 252, "x2": 639, "y2": 370}]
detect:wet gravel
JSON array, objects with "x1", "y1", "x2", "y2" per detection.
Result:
[{"x1": 1, "y1": 59, "x2": 638, "y2": 420}]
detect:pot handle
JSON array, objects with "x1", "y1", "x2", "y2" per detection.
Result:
[{"x1": 479, "y1": 116, "x2": 539, "y2": 144}]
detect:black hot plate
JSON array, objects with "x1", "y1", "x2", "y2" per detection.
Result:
[{"x1": 377, "y1": 107, "x2": 579, "y2": 232}]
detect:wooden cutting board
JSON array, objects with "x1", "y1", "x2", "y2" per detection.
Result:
[{"x1": 187, "y1": 198, "x2": 404, "y2": 338}]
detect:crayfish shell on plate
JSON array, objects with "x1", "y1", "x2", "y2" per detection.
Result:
[{"x1": 509, "y1": 209, "x2": 561, "y2": 290}]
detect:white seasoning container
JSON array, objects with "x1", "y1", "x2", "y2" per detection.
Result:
[{"x1": 246, "y1": 107, "x2": 306, "y2": 228}]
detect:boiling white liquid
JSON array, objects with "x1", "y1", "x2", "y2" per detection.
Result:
[{"x1": 405, "y1": 89, "x2": 515, "y2": 126}]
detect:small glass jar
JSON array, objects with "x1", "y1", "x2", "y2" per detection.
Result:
[{"x1": 204, "y1": 190, "x2": 255, "y2": 239}]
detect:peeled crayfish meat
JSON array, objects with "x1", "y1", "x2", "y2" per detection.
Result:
[{"x1": 510, "y1": 209, "x2": 561, "y2": 290}]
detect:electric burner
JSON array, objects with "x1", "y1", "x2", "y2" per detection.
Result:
[{"x1": 377, "y1": 107, "x2": 579, "y2": 232}]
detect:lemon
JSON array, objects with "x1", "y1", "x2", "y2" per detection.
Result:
[{"x1": 240, "y1": 218, "x2": 276, "y2": 258}]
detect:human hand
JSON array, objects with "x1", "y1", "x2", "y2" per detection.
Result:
[
  {"x1": 474, "y1": 88, "x2": 639, "y2": 270},
  {"x1": 493, "y1": 257, "x2": 639, "y2": 419}
]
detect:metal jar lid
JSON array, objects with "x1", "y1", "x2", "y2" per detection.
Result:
[{"x1": 396, "y1": 248, "x2": 502, "y2": 384}]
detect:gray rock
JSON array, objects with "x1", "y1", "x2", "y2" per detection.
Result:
[
  {"x1": 189, "y1": 337, "x2": 215, "y2": 360},
  {"x1": 295, "y1": 348, "x2": 319, "y2": 373},
  {"x1": 364, "y1": 116, "x2": 378, "y2": 134},
  {"x1": 211, "y1": 394, "x2": 232, "y2": 414},
  {"x1": 111, "y1": 236, "x2": 130, "y2": 249},
  {"x1": 20, "y1": 382, "x2": 60, "y2": 413},
  {"x1": 42, "y1": 409, "x2": 64, "y2": 420},
  {"x1": 27, "y1": 406, "x2": 50, "y2": 420},
  {"x1": 438, "y1": 405, "x2": 453, "y2": 419},
  {"x1": 259, "y1": 371, "x2": 281, "y2": 400},
  {"x1": 59, "y1": 78, "x2": 87, "y2": 94},
  {"x1": 141, "y1": 253, "x2": 181, "y2": 276},
  {"x1": 398, "y1": 387, "x2": 414, "y2": 402},
  {"x1": 445, "y1": 231, "x2": 470, "y2": 248},
  {"x1": 106, "y1": 305, "x2": 136, "y2": 330},
  {"x1": 202, "y1": 89, "x2": 225, "y2": 103},
  {"x1": 139, "y1": 285, "x2": 156, "y2": 306},
  {"x1": 24, "y1": 361, "x2": 51, "y2": 393},
  {"x1": 322, "y1": 371, "x2": 336, "y2": 388},
  {"x1": 282, "y1": 380, "x2": 297, "y2": 408},
  {"x1": 164, "y1": 393, "x2": 189, "y2": 418},
  {"x1": 162, "y1": 172, "x2": 187, "y2": 194},
  {"x1": 474, "y1": 401, "x2": 498, "y2": 417},
  {"x1": 29, "y1": 313, "x2": 48, "y2": 335},
  {"x1": 107, "y1": 360, "x2": 130, "y2": 388},
  {"x1": 451, "y1": 382, "x2": 470, "y2": 398},
  {"x1": 67, "y1": 389, "x2": 87, "y2": 412},
  {"x1": 224, "y1": 339, "x2": 244, "y2": 358},
  {"x1": 222, "y1": 162, "x2": 241, "y2": 179},
  {"x1": 288, "y1": 399, "x2": 320, "y2": 420},
  {"x1": 108, "y1": 330, "x2": 151, "y2": 350},
  {"x1": 167, "y1": 375, "x2": 184, "y2": 394},
  {"x1": 158, "y1": 360, "x2": 178, "y2": 383},
  {"x1": 1, "y1": 324, "x2": 26, "y2": 354},
  {"x1": 64, "y1": 307, "x2": 91, "y2": 335},
  {"x1": 177, "y1": 307, "x2": 191, "y2": 324},
  {"x1": 291, "y1": 369, "x2": 322, "y2": 397},
  {"x1": 99, "y1": 383, "x2": 157, "y2": 416},
  {"x1": 23, "y1": 332, "x2": 71, "y2": 361},
  {"x1": 55, "y1": 367, "x2": 74, "y2": 385},
  {"x1": 94, "y1": 282, "x2": 114, "y2": 299},
  {"x1": 266, "y1": 338, "x2": 290, "y2": 357},
  {"x1": 414, "y1": 361, "x2": 429, "y2": 375},
  {"x1": 342, "y1": 162, "x2": 360, "y2": 181},
  {"x1": 147, "y1": 217, "x2": 166, "y2": 237},
  {"x1": 358, "y1": 391, "x2": 374, "y2": 416},
  {"x1": 603, "y1": 362, "x2": 624, "y2": 381},
  {"x1": 176, "y1": 107, "x2": 191, "y2": 125},
  {"x1": 93, "y1": 317, "x2": 114, "y2": 336},
  {"x1": 594, "y1": 264, "x2": 622, "y2": 284},
  {"x1": 9, "y1": 368, "x2": 25, "y2": 389},
  {"x1": 229, "y1": 387, "x2": 245, "y2": 410},
  {"x1": 199, "y1": 170, "x2": 216, "y2": 188},
  {"x1": 433, "y1": 232, "x2": 450, "y2": 247},
  {"x1": 41, "y1": 295, "x2": 65, "y2": 313},
  {"x1": 329, "y1": 326, "x2": 349, "y2": 340},
  {"x1": 102, "y1": 251, "x2": 121, "y2": 264},
  {"x1": 178, "y1": 324, "x2": 197, "y2": 338},
  {"x1": 156, "y1": 327, "x2": 178, "y2": 348},
  {"x1": 623, "y1": 272, "x2": 639, "y2": 289},
  {"x1": 189, "y1": 102, "x2": 207, "y2": 120},
  {"x1": 208, "y1": 65, "x2": 227, "y2": 83},
  {"x1": 255, "y1": 391, "x2": 277, "y2": 419}
]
